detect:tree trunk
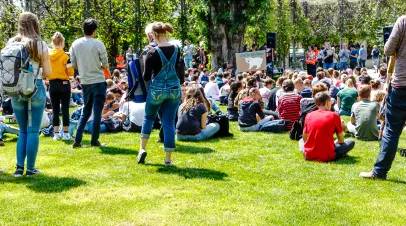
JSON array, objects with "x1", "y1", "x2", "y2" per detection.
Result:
[{"x1": 208, "y1": 0, "x2": 247, "y2": 72}]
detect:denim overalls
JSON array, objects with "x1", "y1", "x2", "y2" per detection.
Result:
[{"x1": 141, "y1": 45, "x2": 181, "y2": 152}]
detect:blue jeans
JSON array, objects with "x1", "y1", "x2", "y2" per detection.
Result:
[
  {"x1": 85, "y1": 121, "x2": 107, "y2": 134},
  {"x1": 184, "y1": 58, "x2": 193, "y2": 69},
  {"x1": 240, "y1": 117, "x2": 273, "y2": 132},
  {"x1": 338, "y1": 108, "x2": 351, "y2": 116},
  {"x1": 324, "y1": 63, "x2": 334, "y2": 70},
  {"x1": 299, "y1": 138, "x2": 355, "y2": 160},
  {"x1": 208, "y1": 98, "x2": 221, "y2": 113},
  {"x1": 72, "y1": 93, "x2": 83, "y2": 104},
  {"x1": 75, "y1": 82, "x2": 107, "y2": 145},
  {"x1": 141, "y1": 86, "x2": 181, "y2": 152},
  {"x1": 0, "y1": 122, "x2": 19, "y2": 139},
  {"x1": 359, "y1": 59, "x2": 366, "y2": 68},
  {"x1": 11, "y1": 80, "x2": 46, "y2": 170},
  {"x1": 339, "y1": 62, "x2": 348, "y2": 71},
  {"x1": 176, "y1": 123, "x2": 220, "y2": 141},
  {"x1": 373, "y1": 88, "x2": 406, "y2": 179}
]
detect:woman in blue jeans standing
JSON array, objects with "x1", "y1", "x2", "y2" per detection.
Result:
[
  {"x1": 8, "y1": 12, "x2": 52, "y2": 177},
  {"x1": 137, "y1": 22, "x2": 184, "y2": 166}
]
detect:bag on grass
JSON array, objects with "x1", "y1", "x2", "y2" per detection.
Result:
[
  {"x1": 102, "y1": 118, "x2": 123, "y2": 133},
  {"x1": 207, "y1": 114, "x2": 233, "y2": 138},
  {"x1": 289, "y1": 121, "x2": 303, "y2": 140}
]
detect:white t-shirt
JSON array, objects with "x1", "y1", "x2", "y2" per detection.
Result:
[
  {"x1": 259, "y1": 87, "x2": 272, "y2": 107},
  {"x1": 122, "y1": 102, "x2": 145, "y2": 126},
  {"x1": 204, "y1": 81, "x2": 220, "y2": 100}
]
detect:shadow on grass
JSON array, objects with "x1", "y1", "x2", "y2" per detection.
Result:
[
  {"x1": 387, "y1": 179, "x2": 406, "y2": 185},
  {"x1": 145, "y1": 164, "x2": 228, "y2": 180},
  {"x1": 335, "y1": 156, "x2": 360, "y2": 165},
  {"x1": 175, "y1": 145, "x2": 215, "y2": 154},
  {"x1": 99, "y1": 146, "x2": 138, "y2": 155},
  {"x1": 0, "y1": 174, "x2": 86, "y2": 193}
]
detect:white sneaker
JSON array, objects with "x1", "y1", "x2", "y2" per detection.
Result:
[
  {"x1": 53, "y1": 133, "x2": 61, "y2": 141},
  {"x1": 63, "y1": 133, "x2": 72, "y2": 140}
]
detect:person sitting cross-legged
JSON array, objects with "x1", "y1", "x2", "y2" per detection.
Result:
[
  {"x1": 346, "y1": 85, "x2": 380, "y2": 141},
  {"x1": 238, "y1": 88, "x2": 273, "y2": 132},
  {"x1": 176, "y1": 86, "x2": 220, "y2": 141},
  {"x1": 299, "y1": 91, "x2": 355, "y2": 162},
  {"x1": 278, "y1": 79, "x2": 302, "y2": 130}
]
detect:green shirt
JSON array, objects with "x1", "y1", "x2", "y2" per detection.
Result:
[
  {"x1": 337, "y1": 88, "x2": 358, "y2": 112},
  {"x1": 351, "y1": 99, "x2": 379, "y2": 140}
]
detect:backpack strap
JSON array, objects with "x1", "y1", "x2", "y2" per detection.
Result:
[{"x1": 154, "y1": 45, "x2": 179, "y2": 69}]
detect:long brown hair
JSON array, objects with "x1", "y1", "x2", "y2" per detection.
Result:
[
  {"x1": 11, "y1": 12, "x2": 42, "y2": 62},
  {"x1": 181, "y1": 86, "x2": 204, "y2": 113}
]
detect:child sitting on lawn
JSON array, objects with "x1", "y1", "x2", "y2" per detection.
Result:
[
  {"x1": 299, "y1": 91, "x2": 355, "y2": 162},
  {"x1": 176, "y1": 86, "x2": 220, "y2": 141},
  {"x1": 238, "y1": 88, "x2": 273, "y2": 132},
  {"x1": 346, "y1": 85, "x2": 380, "y2": 141}
]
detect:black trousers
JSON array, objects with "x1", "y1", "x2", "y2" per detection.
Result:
[{"x1": 49, "y1": 80, "x2": 71, "y2": 128}]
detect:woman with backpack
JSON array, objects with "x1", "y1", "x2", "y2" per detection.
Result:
[
  {"x1": 8, "y1": 12, "x2": 51, "y2": 177},
  {"x1": 137, "y1": 22, "x2": 184, "y2": 166},
  {"x1": 48, "y1": 32, "x2": 74, "y2": 141}
]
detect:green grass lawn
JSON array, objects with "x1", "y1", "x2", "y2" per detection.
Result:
[{"x1": 0, "y1": 108, "x2": 406, "y2": 225}]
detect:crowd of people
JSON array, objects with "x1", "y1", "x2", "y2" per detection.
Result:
[
  {"x1": 305, "y1": 42, "x2": 381, "y2": 77},
  {"x1": 0, "y1": 12, "x2": 405, "y2": 182}
]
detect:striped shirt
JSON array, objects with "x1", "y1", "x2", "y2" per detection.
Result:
[{"x1": 278, "y1": 93, "x2": 302, "y2": 130}]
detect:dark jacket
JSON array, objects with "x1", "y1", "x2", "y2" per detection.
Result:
[
  {"x1": 238, "y1": 97, "x2": 264, "y2": 127},
  {"x1": 266, "y1": 87, "x2": 280, "y2": 111}
]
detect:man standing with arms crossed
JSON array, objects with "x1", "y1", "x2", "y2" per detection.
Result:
[
  {"x1": 339, "y1": 43, "x2": 350, "y2": 71},
  {"x1": 360, "y1": 15, "x2": 406, "y2": 179},
  {"x1": 71, "y1": 18, "x2": 108, "y2": 148}
]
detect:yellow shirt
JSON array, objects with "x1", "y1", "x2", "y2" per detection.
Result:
[{"x1": 49, "y1": 49, "x2": 74, "y2": 80}]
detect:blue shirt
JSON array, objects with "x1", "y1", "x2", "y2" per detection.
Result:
[
  {"x1": 183, "y1": 45, "x2": 194, "y2": 60},
  {"x1": 350, "y1": 49, "x2": 359, "y2": 63},
  {"x1": 339, "y1": 49, "x2": 350, "y2": 63}
]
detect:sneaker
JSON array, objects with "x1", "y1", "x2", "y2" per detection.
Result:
[
  {"x1": 164, "y1": 161, "x2": 173, "y2": 167},
  {"x1": 72, "y1": 142, "x2": 82, "y2": 148},
  {"x1": 13, "y1": 166, "x2": 24, "y2": 177},
  {"x1": 359, "y1": 171, "x2": 385, "y2": 180},
  {"x1": 26, "y1": 168, "x2": 42, "y2": 176},
  {"x1": 91, "y1": 141, "x2": 106, "y2": 147},
  {"x1": 400, "y1": 149, "x2": 406, "y2": 157},
  {"x1": 63, "y1": 133, "x2": 72, "y2": 140},
  {"x1": 137, "y1": 149, "x2": 147, "y2": 164},
  {"x1": 0, "y1": 139, "x2": 4, "y2": 146},
  {"x1": 53, "y1": 133, "x2": 61, "y2": 141}
]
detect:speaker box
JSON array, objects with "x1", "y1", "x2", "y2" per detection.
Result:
[
  {"x1": 267, "y1": 32, "x2": 277, "y2": 49},
  {"x1": 383, "y1": 26, "x2": 393, "y2": 44}
]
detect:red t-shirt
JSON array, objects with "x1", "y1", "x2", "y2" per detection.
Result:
[
  {"x1": 278, "y1": 93, "x2": 302, "y2": 130},
  {"x1": 303, "y1": 110, "x2": 343, "y2": 162}
]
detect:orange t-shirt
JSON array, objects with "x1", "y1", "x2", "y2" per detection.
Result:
[{"x1": 116, "y1": 56, "x2": 125, "y2": 69}]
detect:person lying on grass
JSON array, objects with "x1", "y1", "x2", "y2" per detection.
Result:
[
  {"x1": 238, "y1": 88, "x2": 273, "y2": 132},
  {"x1": 346, "y1": 85, "x2": 380, "y2": 141},
  {"x1": 176, "y1": 86, "x2": 220, "y2": 141},
  {"x1": 299, "y1": 91, "x2": 355, "y2": 162}
]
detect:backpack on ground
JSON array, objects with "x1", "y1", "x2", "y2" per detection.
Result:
[
  {"x1": 207, "y1": 114, "x2": 233, "y2": 138},
  {"x1": 101, "y1": 118, "x2": 123, "y2": 133}
]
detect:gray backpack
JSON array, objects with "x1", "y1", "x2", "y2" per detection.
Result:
[
  {"x1": 0, "y1": 41, "x2": 41, "y2": 127},
  {"x1": 0, "y1": 41, "x2": 39, "y2": 98}
]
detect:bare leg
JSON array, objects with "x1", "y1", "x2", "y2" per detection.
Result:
[
  {"x1": 165, "y1": 152, "x2": 172, "y2": 162},
  {"x1": 140, "y1": 138, "x2": 149, "y2": 150}
]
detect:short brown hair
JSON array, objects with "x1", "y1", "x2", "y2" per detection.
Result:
[
  {"x1": 264, "y1": 78, "x2": 275, "y2": 86},
  {"x1": 106, "y1": 92, "x2": 115, "y2": 100},
  {"x1": 312, "y1": 83, "x2": 328, "y2": 97},
  {"x1": 314, "y1": 91, "x2": 330, "y2": 106},
  {"x1": 316, "y1": 71, "x2": 325, "y2": 80},
  {"x1": 358, "y1": 85, "x2": 371, "y2": 99}
]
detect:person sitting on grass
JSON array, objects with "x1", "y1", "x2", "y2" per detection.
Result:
[
  {"x1": 294, "y1": 77, "x2": 311, "y2": 98},
  {"x1": 176, "y1": 86, "x2": 220, "y2": 141},
  {"x1": 0, "y1": 116, "x2": 19, "y2": 146},
  {"x1": 234, "y1": 76, "x2": 257, "y2": 108},
  {"x1": 219, "y1": 78, "x2": 233, "y2": 106},
  {"x1": 204, "y1": 74, "x2": 220, "y2": 101},
  {"x1": 259, "y1": 78, "x2": 275, "y2": 109},
  {"x1": 278, "y1": 79, "x2": 302, "y2": 130},
  {"x1": 336, "y1": 79, "x2": 358, "y2": 116},
  {"x1": 299, "y1": 92, "x2": 355, "y2": 162},
  {"x1": 113, "y1": 97, "x2": 145, "y2": 132},
  {"x1": 346, "y1": 85, "x2": 380, "y2": 141},
  {"x1": 238, "y1": 88, "x2": 273, "y2": 132},
  {"x1": 227, "y1": 81, "x2": 243, "y2": 121}
]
